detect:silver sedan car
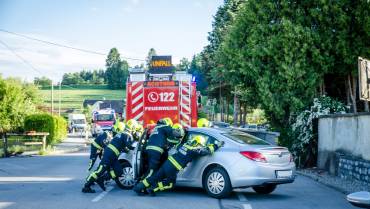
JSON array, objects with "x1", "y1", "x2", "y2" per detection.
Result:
[{"x1": 117, "y1": 127, "x2": 296, "y2": 198}]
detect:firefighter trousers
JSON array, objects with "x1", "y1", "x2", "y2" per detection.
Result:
[
  {"x1": 143, "y1": 160, "x2": 178, "y2": 193},
  {"x1": 85, "y1": 149, "x2": 122, "y2": 186}
]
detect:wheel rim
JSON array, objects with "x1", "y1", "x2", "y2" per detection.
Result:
[
  {"x1": 119, "y1": 167, "x2": 135, "y2": 187},
  {"x1": 207, "y1": 171, "x2": 225, "y2": 195}
]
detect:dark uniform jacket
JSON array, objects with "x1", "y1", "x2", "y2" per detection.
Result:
[
  {"x1": 169, "y1": 143, "x2": 219, "y2": 170},
  {"x1": 90, "y1": 132, "x2": 108, "y2": 160},
  {"x1": 105, "y1": 132, "x2": 135, "y2": 158},
  {"x1": 146, "y1": 125, "x2": 182, "y2": 153}
]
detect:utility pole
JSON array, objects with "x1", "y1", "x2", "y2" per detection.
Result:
[
  {"x1": 51, "y1": 80, "x2": 54, "y2": 114},
  {"x1": 58, "y1": 82, "x2": 61, "y2": 116}
]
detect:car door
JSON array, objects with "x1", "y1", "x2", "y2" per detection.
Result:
[{"x1": 177, "y1": 131, "x2": 218, "y2": 183}]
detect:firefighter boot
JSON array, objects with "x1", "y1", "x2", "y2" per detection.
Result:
[
  {"x1": 96, "y1": 177, "x2": 106, "y2": 191},
  {"x1": 82, "y1": 182, "x2": 96, "y2": 193},
  {"x1": 133, "y1": 182, "x2": 146, "y2": 196},
  {"x1": 146, "y1": 187, "x2": 156, "y2": 197}
]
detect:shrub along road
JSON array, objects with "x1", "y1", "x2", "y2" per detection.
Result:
[{"x1": 0, "y1": 150, "x2": 356, "y2": 209}]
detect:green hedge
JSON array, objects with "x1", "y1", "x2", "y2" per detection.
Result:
[{"x1": 24, "y1": 113, "x2": 67, "y2": 144}]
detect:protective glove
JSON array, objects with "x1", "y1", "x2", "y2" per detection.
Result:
[{"x1": 216, "y1": 140, "x2": 225, "y2": 148}]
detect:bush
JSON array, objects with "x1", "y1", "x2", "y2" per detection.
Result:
[
  {"x1": 8, "y1": 145, "x2": 25, "y2": 155},
  {"x1": 290, "y1": 96, "x2": 346, "y2": 168},
  {"x1": 24, "y1": 113, "x2": 67, "y2": 144}
]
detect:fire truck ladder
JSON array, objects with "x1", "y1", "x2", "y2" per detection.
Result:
[{"x1": 180, "y1": 81, "x2": 192, "y2": 127}]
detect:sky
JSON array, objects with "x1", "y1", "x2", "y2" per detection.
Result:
[{"x1": 0, "y1": 0, "x2": 223, "y2": 82}]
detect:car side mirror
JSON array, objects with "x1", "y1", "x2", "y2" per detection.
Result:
[{"x1": 347, "y1": 191, "x2": 370, "y2": 208}]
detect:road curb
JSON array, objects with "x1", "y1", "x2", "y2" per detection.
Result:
[
  {"x1": 19, "y1": 145, "x2": 87, "y2": 157},
  {"x1": 296, "y1": 171, "x2": 349, "y2": 194}
]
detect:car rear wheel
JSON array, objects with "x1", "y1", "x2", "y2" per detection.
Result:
[
  {"x1": 252, "y1": 184, "x2": 277, "y2": 194},
  {"x1": 204, "y1": 167, "x2": 232, "y2": 199},
  {"x1": 115, "y1": 161, "x2": 135, "y2": 190}
]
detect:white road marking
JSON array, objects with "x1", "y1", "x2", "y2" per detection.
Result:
[
  {"x1": 236, "y1": 192, "x2": 253, "y2": 209},
  {"x1": 242, "y1": 204, "x2": 253, "y2": 209},
  {"x1": 0, "y1": 177, "x2": 73, "y2": 182},
  {"x1": 236, "y1": 192, "x2": 248, "y2": 202},
  {"x1": 91, "y1": 186, "x2": 113, "y2": 202}
]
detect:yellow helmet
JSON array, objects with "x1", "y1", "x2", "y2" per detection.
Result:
[
  {"x1": 189, "y1": 135, "x2": 206, "y2": 146},
  {"x1": 163, "y1": 117, "x2": 173, "y2": 126},
  {"x1": 197, "y1": 118, "x2": 210, "y2": 128},
  {"x1": 172, "y1": 123, "x2": 185, "y2": 137},
  {"x1": 116, "y1": 122, "x2": 125, "y2": 133},
  {"x1": 172, "y1": 123, "x2": 183, "y2": 130},
  {"x1": 135, "y1": 124, "x2": 144, "y2": 133},
  {"x1": 126, "y1": 119, "x2": 138, "y2": 131}
]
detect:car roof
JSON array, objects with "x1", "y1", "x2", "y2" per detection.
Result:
[
  {"x1": 187, "y1": 127, "x2": 272, "y2": 146},
  {"x1": 187, "y1": 127, "x2": 227, "y2": 135}
]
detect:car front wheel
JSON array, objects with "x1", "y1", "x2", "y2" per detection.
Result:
[
  {"x1": 115, "y1": 161, "x2": 135, "y2": 190},
  {"x1": 204, "y1": 167, "x2": 232, "y2": 199},
  {"x1": 252, "y1": 184, "x2": 277, "y2": 194}
]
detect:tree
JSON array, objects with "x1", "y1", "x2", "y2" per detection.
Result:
[
  {"x1": 146, "y1": 48, "x2": 157, "y2": 69},
  {"x1": 105, "y1": 48, "x2": 129, "y2": 89},
  {"x1": 201, "y1": 0, "x2": 370, "y2": 151},
  {"x1": 34, "y1": 76, "x2": 51, "y2": 88},
  {"x1": 0, "y1": 77, "x2": 40, "y2": 134},
  {"x1": 176, "y1": 57, "x2": 190, "y2": 72}
]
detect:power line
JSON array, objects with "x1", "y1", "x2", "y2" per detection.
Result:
[
  {"x1": 0, "y1": 39, "x2": 43, "y2": 76},
  {"x1": 0, "y1": 29, "x2": 145, "y2": 61}
]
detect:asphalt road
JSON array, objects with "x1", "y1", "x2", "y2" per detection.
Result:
[{"x1": 0, "y1": 150, "x2": 357, "y2": 209}]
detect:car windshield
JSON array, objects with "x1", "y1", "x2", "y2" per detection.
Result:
[
  {"x1": 222, "y1": 133, "x2": 270, "y2": 145},
  {"x1": 96, "y1": 114, "x2": 114, "y2": 121},
  {"x1": 73, "y1": 119, "x2": 85, "y2": 124}
]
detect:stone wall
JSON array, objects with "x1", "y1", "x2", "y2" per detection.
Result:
[
  {"x1": 318, "y1": 113, "x2": 370, "y2": 183},
  {"x1": 339, "y1": 154, "x2": 370, "y2": 185}
]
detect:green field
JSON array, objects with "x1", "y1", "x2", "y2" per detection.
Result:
[{"x1": 40, "y1": 86, "x2": 125, "y2": 112}]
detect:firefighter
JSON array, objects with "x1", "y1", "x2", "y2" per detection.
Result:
[
  {"x1": 133, "y1": 135, "x2": 224, "y2": 196},
  {"x1": 197, "y1": 118, "x2": 210, "y2": 127},
  {"x1": 88, "y1": 126, "x2": 113, "y2": 171},
  {"x1": 112, "y1": 117, "x2": 122, "y2": 137},
  {"x1": 82, "y1": 122, "x2": 136, "y2": 193},
  {"x1": 134, "y1": 123, "x2": 144, "y2": 141},
  {"x1": 140, "y1": 118, "x2": 183, "y2": 185}
]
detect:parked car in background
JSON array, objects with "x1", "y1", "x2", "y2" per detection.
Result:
[
  {"x1": 68, "y1": 114, "x2": 87, "y2": 133},
  {"x1": 211, "y1": 121, "x2": 231, "y2": 129},
  {"x1": 118, "y1": 128, "x2": 296, "y2": 198}
]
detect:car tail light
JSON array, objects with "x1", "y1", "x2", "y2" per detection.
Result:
[{"x1": 240, "y1": 151, "x2": 267, "y2": 163}]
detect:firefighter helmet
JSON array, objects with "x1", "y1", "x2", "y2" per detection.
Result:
[
  {"x1": 188, "y1": 135, "x2": 206, "y2": 146},
  {"x1": 116, "y1": 122, "x2": 125, "y2": 133},
  {"x1": 95, "y1": 126, "x2": 104, "y2": 135},
  {"x1": 126, "y1": 119, "x2": 138, "y2": 131},
  {"x1": 163, "y1": 117, "x2": 173, "y2": 126},
  {"x1": 172, "y1": 123, "x2": 185, "y2": 138},
  {"x1": 197, "y1": 118, "x2": 210, "y2": 128},
  {"x1": 135, "y1": 123, "x2": 144, "y2": 133}
]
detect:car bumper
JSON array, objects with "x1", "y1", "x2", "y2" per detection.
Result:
[{"x1": 229, "y1": 157, "x2": 296, "y2": 188}]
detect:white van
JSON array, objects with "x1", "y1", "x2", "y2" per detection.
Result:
[{"x1": 68, "y1": 114, "x2": 87, "y2": 133}]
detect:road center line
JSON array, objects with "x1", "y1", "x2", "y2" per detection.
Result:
[
  {"x1": 236, "y1": 192, "x2": 248, "y2": 202},
  {"x1": 91, "y1": 186, "x2": 113, "y2": 202},
  {"x1": 236, "y1": 192, "x2": 253, "y2": 209}
]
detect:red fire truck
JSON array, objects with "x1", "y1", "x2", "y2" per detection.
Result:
[{"x1": 125, "y1": 56, "x2": 198, "y2": 128}]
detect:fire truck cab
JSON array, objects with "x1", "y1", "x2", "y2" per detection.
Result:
[{"x1": 125, "y1": 56, "x2": 198, "y2": 128}]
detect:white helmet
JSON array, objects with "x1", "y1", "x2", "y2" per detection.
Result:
[{"x1": 95, "y1": 126, "x2": 103, "y2": 135}]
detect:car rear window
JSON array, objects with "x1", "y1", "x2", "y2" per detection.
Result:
[{"x1": 222, "y1": 133, "x2": 270, "y2": 145}]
